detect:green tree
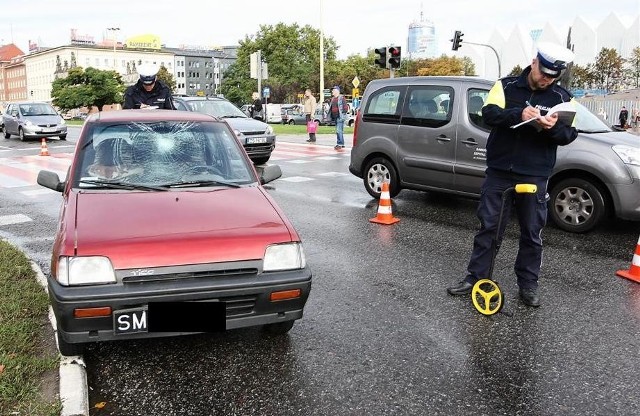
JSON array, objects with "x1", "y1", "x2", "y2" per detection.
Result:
[
  {"x1": 592, "y1": 47, "x2": 625, "y2": 92},
  {"x1": 51, "y1": 67, "x2": 125, "y2": 111},
  {"x1": 508, "y1": 65, "x2": 523, "y2": 76},
  {"x1": 568, "y1": 63, "x2": 594, "y2": 90},
  {"x1": 412, "y1": 55, "x2": 473, "y2": 76},
  {"x1": 221, "y1": 23, "x2": 339, "y2": 105},
  {"x1": 157, "y1": 65, "x2": 176, "y2": 93},
  {"x1": 627, "y1": 46, "x2": 640, "y2": 88}
]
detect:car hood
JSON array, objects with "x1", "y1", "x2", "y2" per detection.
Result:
[
  {"x1": 24, "y1": 115, "x2": 63, "y2": 124},
  {"x1": 223, "y1": 117, "x2": 271, "y2": 133},
  {"x1": 70, "y1": 187, "x2": 293, "y2": 269},
  {"x1": 571, "y1": 129, "x2": 640, "y2": 147}
]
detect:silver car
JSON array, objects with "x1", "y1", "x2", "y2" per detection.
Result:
[
  {"x1": 349, "y1": 76, "x2": 640, "y2": 233},
  {"x1": 2, "y1": 101, "x2": 68, "y2": 141}
]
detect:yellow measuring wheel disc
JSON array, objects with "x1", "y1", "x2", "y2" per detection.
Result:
[{"x1": 471, "y1": 279, "x2": 503, "y2": 316}]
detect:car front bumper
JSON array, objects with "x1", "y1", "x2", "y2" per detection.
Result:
[
  {"x1": 50, "y1": 266, "x2": 312, "y2": 344},
  {"x1": 22, "y1": 124, "x2": 68, "y2": 138}
]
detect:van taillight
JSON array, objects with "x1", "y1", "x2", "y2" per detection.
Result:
[{"x1": 353, "y1": 109, "x2": 360, "y2": 146}]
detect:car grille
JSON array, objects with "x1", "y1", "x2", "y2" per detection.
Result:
[
  {"x1": 244, "y1": 143, "x2": 273, "y2": 154},
  {"x1": 225, "y1": 295, "x2": 257, "y2": 317},
  {"x1": 243, "y1": 130, "x2": 268, "y2": 136},
  {"x1": 122, "y1": 267, "x2": 258, "y2": 283}
]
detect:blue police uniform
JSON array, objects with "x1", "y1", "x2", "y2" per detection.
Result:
[
  {"x1": 123, "y1": 64, "x2": 175, "y2": 110},
  {"x1": 449, "y1": 42, "x2": 578, "y2": 305}
]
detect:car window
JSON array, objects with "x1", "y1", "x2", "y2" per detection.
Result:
[
  {"x1": 20, "y1": 103, "x2": 57, "y2": 116},
  {"x1": 185, "y1": 100, "x2": 248, "y2": 118},
  {"x1": 362, "y1": 86, "x2": 406, "y2": 124},
  {"x1": 74, "y1": 120, "x2": 254, "y2": 187},
  {"x1": 400, "y1": 86, "x2": 453, "y2": 128},
  {"x1": 467, "y1": 89, "x2": 490, "y2": 130}
]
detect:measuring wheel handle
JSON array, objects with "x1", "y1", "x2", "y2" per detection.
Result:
[{"x1": 471, "y1": 279, "x2": 504, "y2": 316}]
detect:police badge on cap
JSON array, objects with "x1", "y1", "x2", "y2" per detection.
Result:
[{"x1": 535, "y1": 42, "x2": 575, "y2": 78}]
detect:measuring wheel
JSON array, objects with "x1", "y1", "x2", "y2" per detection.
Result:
[{"x1": 471, "y1": 279, "x2": 504, "y2": 316}]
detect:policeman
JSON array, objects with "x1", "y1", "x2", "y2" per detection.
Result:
[
  {"x1": 123, "y1": 64, "x2": 175, "y2": 110},
  {"x1": 447, "y1": 42, "x2": 578, "y2": 307}
]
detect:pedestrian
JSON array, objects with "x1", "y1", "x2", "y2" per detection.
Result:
[
  {"x1": 619, "y1": 106, "x2": 629, "y2": 129},
  {"x1": 303, "y1": 89, "x2": 318, "y2": 143},
  {"x1": 329, "y1": 85, "x2": 349, "y2": 150},
  {"x1": 249, "y1": 92, "x2": 263, "y2": 121},
  {"x1": 446, "y1": 42, "x2": 578, "y2": 307},
  {"x1": 123, "y1": 64, "x2": 175, "y2": 110},
  {"x1": 632, "y1": 107, "x2": 640, "y2": 130}
]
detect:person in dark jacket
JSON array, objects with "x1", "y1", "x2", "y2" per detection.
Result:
[
  {"x1": 123, "y1": 64, "x2": 175, "y2": 110},
  {"x1": 447, "y1": 42, "x2": 578, "y2": 307}
]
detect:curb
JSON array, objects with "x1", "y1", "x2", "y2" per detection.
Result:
[{"x1": 32, "y1": 262, "x2": 89, "y2": 416}]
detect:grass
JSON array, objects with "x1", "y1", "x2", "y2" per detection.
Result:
[{"x1": 0, "y1": 240, "x2": 61, "y2": 416}]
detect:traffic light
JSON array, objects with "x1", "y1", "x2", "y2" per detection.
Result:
[
  {"x1": 387, "y1": 46, "x2": 402, "y2": 69},
  {"x1": 374, "y1": 47, "x2": 387, "y2": 69},
  {"x1": 451, "y1": 30, "x2": 464, "y2": 51}
]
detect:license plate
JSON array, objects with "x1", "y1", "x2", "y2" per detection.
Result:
[
  {"x1": 42, "y1": 128, "x2": 57, "y2": 133},
  {"x1": 246, "y1": 137, "x2": 267, "y2": 144},
  {"x1": 114, "y1": 307, "x2": 148, "y2": 335}
]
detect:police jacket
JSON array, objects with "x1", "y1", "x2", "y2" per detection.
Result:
[
  {"x1": 123, "y1": 80, "x2": 175, "y2": 110},
  {"x1": 482, "y1": 66, "x2": 578, "y2": 178}
]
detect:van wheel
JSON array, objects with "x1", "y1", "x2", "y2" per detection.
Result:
[
  {"x1": 363, "y1": 157, "x2": 400, "y2": 199},
  {"x1": 548, "y1": 178, "x2": 606, "y2": 233}
]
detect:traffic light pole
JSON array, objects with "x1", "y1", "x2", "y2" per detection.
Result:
[{"x1": 464, "y1": 41, "x2": 502, "y2": 78}]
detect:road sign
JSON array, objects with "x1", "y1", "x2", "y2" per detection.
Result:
[
  {"x1": 323, "y1": 88, "x2": 330, "y2": 98},
  {"x1": 352, "y1": 76, "x2": 360, "y2": 88},
  {"x1": 263, "y1": 87, "x2": 270, "y2": 98},
  {"x1": 352, "y1": 87, "x2": 360, "y2": 98}
]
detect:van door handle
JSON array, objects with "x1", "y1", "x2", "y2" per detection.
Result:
[
  {"x1": 460, "y1": 138, "x2": 478, "y2": 146},
  {"x1": 436, "y1": 134, "x2": 451, "y2": 142}
]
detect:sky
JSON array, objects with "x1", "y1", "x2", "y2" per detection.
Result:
[{"x1": 2, "y1": 0, "x2": 639, "y2": 59}]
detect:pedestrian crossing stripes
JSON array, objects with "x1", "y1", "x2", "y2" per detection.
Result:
[{"x1": 0, "y1": 142, "x2": 348, "y2": 190}]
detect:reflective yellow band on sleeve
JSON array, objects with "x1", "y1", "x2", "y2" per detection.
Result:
[{"x1": 485, "y1": 81, "x2": 505, "y2": 109}]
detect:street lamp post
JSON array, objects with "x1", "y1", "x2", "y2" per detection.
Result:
[{"x1": 107, "y1": 27, "x2": 120, "y2": 70}]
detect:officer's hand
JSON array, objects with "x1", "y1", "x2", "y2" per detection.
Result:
[
  {"x1": 522, "y1": 105, "x2": 540, "y2": 121},
  {"x1": 537, "y1": 113, "x2": 558, "y2": 129}
]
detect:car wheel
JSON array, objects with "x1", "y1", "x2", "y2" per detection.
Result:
[
  {"x1": 252, "y1": 156, "x2": 270, "y2": 165},
  {"x1": 56, "y1": 332, "x2": 84, "y2": 356},
  {"x1": 363, "y1": 157, "x2": 400, "y2": 199},
  {"x1": 262, "y1": 320, "x2": 295, "y2": 335},
  {"x1": 59, "y1": 134, "x2": 67, "y2": 140},
  {"x1": 347, "y1": 119, "x2": 354, "y2": 127},
  {"x1": 548, "y1": 178, "x2": 606, "y2": 233},
  {"x1": 288, "y1": 120, "x2": 295, "y2": 125},
  {"x1": 3, "y1": 126, "x2": 9, "y2": 139},
  {"x1": 18, "y1": 128, "x2": 25, "y2": 141}
]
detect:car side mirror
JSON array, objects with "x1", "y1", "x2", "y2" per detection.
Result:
[
  {"x1": 37, "y1": 170, "x2": 65, "y2": 193},
  {"x1": 258, "y1": 164, "x2": 282, "y2": 185}
]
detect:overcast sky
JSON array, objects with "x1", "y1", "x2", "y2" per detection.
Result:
[{"x1": 2, "y1": 0, "x2": 639, "y2": 59}]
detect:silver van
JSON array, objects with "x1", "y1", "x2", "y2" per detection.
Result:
[{"x1": 349, "y1": 76, "x2": 640, "y2": 233}]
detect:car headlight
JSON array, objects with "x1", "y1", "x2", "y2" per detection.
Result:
[
  {"x1": 265, "y1": 125, "x2": 274, "y2": 135},
  {"x1": 60, "y1": 119, "x2": 66, "y2": 125},
  {"x1": 24, "y1": 120, "x2": 34, "y2": 126},
  {"x1": 613, "y1": 145, "x2": 640, "y2": 166},
  {"x1": 57, "y1": 256, "x2": 117, "y2": 286},
  {"x1": 263, "y1": 243, "x2": 306, "y2": 272},
  {"x1": 234, "y1": 129, "x2": 245, "y2": 139}
]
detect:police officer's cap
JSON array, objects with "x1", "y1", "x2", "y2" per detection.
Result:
[
  {"x1": 138, "y1": 64, "x2": 159, "y2": 85},
  {"x1": 535, "y1": 42, "x2": 574, "y2": 78}
]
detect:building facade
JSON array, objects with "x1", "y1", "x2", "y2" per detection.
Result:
[{"x1": 407, "y1": 16, "x2": 438, "y2": 59}]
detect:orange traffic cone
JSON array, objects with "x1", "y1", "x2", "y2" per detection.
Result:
[
  {"x1": 616, "y1": 235, "x2": 640, "y2": 283},
  {"x1": 370, "y1": 182, "x2": 400, "y2": 225},
  {"x1": 39, "y1": 138, "x2": 50, "y2": 156}
]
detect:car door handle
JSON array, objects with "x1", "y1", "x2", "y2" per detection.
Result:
[
  {"x1": 436, "y1": 134, "x2": 451, "y2": 142},
  {"x1": 460, "y1": 138, "x2": 478, "y2": 146}
]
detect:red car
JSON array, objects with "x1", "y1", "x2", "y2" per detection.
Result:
[{"x1": 37, "y1": 109, "x2": 311, "y2": 356}]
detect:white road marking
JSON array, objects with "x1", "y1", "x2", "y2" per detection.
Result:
[{"x1": 0, "y1": 214, "x2": 32, "y2": 225}]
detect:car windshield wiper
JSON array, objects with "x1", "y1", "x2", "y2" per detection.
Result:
[
  {"x1": 160, "y1": 179, "x2": 242, "y2": 189},
  {"x1": 79, "y1": 179, "x2": 169, "y2": 191},
  {"x1": 219, "y1": 115, "x2": 246, "y2": 118}
]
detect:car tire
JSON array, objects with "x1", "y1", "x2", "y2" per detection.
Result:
[
  {"x1": 548, "y1": 178, "x2": 606, "y2": 233},
  {"x1": 363, "y1": 157, "x2": 400, "y2": 199},
  {"x1": 252, "y1": 156, "x2": 271, "y2": 165},
  {"x1": 288, "y1": 120, "x2": 295, "y2": 125},
  {"x1": 59, "y1": 134, "x2": 67, "y2": 140},
  {"x1": 3, "y1": 126, "x2": 9, "y2": 139},
  {"x1": 262, "y1": 320, "x2": 295, "y2": 335},
  {"x1": 18, "y1": 128, "x2": 25, "y2": 141},
  {"x1": 57, "y1": 332, "x2": 84, "y2": 356},
  {"x1": 347, "y1": 119, "x2": 354, "y2": 127}
]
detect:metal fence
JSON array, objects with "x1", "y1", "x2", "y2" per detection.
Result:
[{"x1": 577, "y1": 98, "x2": 640, "y2": 127}]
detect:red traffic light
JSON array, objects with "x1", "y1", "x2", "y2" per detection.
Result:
[
  {"x1": 388, "y1": 46, "x2": 401, "y2": 57},
  {"x1": 387, "y1": 46, "x2": 401, "y2": 69}
]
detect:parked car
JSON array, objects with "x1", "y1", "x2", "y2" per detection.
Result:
[
  {"x1": 349, "y1": 76, "x2": 640, "y2": 233},
  {"x1": 2, "y1": 101, "x2": 68, "y2": 141},
  {"x1": 36, "y1": 109, "x2": 311, "y2": 355},
  {"x1": 312, "y1": 106, "x2": 355, "y2": 127},
  {"x1": 173, "y1": 96, "x2": 276, "y2": 165},
  {"x1": 281, "y1": 107, "x2": 307, "y2": 125}
]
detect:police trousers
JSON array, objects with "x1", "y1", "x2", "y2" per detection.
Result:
[{"x1": 464, "y1": 172, "x2": 549, "y2": 290}]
